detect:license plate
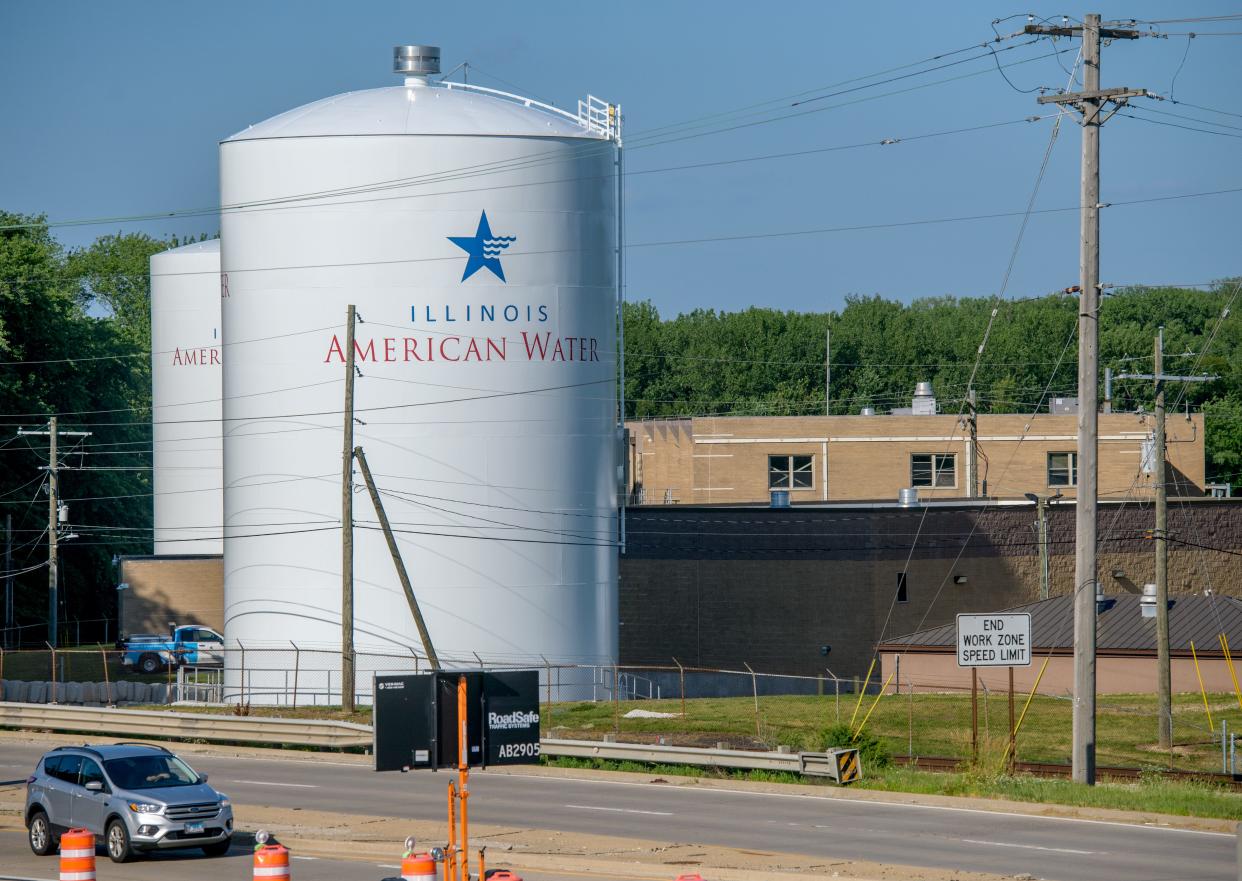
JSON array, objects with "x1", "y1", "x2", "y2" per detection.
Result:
[{"x1": 185, "y1": 821, "x2": 204, "y2": 834}]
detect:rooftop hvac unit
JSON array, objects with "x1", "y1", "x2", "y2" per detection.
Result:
[
  {"x1": 859, "y1": 406, "x2": 875, "y2": 416},
  {"x1": 911, "y1": 381, "x2": 936, "y2": 415}
]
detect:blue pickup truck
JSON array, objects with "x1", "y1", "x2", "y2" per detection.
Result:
[{"x1": 119, "y1": 625, "x2": 225, "y2": 674}]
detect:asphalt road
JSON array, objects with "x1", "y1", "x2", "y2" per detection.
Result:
[
  {"x1": 0, "y1": 829, "x2": 626, "y2": 881},
  {"x1": 0, "y1": 744, "x2": 1235, "y2": 881}
]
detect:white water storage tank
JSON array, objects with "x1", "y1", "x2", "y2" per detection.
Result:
[
  {"x1": 150, "y1": 240, "x2": 223, "y2": 555},
  {"x1": 219, "y1": 46, "x2": 620, "y2": 702}
]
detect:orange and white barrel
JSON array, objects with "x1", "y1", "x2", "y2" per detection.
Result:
[
  {"x1": 401, "y1": 851, "x2": 436, "y2": 880},
  {"x1": 58, "y1": 828, "x2": 96, "y2": 881},
  {"x1": 253, "y1": 842, "x2": 291, "y2": 880}
]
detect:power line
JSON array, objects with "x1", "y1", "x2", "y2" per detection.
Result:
[
  {"x1": 1119, "y1": 111, "x2": 1242, "y2": 138},
  {"x1": 0, "y1": 44, "x2": 1076, "y2": 235}
]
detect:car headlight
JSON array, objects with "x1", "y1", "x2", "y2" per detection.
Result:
[
  {"x1": 128, "y1": 802, "x2": 163, "y2": 814},
  {"x1": 218, "y1": 797, "x2": 231, "y2": 808}
]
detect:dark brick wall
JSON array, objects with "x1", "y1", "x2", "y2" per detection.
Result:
[{"x1": 619, "y1": 500, "x2": 1242, "y2": 678}]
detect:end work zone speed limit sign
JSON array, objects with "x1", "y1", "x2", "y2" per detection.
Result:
[{"x1": 955, "y1": 613, "x2": 1032, "y2": 667}]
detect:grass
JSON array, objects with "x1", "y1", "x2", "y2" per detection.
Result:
[
  {"x1": 542, "y1": 755, "x2": 1242, "y2": 820},
  {"x1": 540, "y1": 689, "x2": 1242, "y2": 774}
]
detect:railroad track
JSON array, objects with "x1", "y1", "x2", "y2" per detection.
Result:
[{"x1": 895, "y1": 754, "x2": 1242, "y2": 788}]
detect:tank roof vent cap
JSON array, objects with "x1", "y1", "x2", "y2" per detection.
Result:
[{"x1": 394, "y1": 45, "x2": 441, "y2": 78}]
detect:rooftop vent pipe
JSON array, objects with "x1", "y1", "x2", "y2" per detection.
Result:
[
  {"x1": 1140, "y1": 582, "x2": 1158, "y2": 618},
  {"x1": 394, "y1": 45, "x2": 441, "y2": 79}
]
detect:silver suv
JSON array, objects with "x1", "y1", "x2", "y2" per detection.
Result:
[{"x1": 24, "y1": 743, "x2": 233, "y2": 862}]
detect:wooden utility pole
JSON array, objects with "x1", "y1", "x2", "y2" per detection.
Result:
[
  {"x1": 341, "y1": 305, "x2": 357, "y2": 712},
  {"x1": 1153, "y1": 329, "x2": 1170, "y2": 750},
  {"x1": 1029, "y1": 11, "x2": 1145, "y2": 786},
  {"x1": 47, "y1": 416, "x2": 58, "y2": 648},
  {"x1": 353, "y1": 446, "x2": 441, "y2": 670},
  {"x1": 966, "y1": 389, "x2": 979, "y2": 499},
  {"x1": 17, "y1": 419, "x2": 89, "y2": 649},
  {"x1": 1036, "y1": 495, "x2": 1050, "y2": 600},
  {"x1": 825, "y1": 328, "x2": 831, "y2": 416},
  {"x1": 1116, "y1": 332, "x2": 1214, "y2": 751},
  {"x1": 3, "y1": 514, "x2": 11, "y2": 648}
]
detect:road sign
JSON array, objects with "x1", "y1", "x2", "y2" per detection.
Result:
[{"x1": 956, "y1": 613, "x2": 1032, "y2": 667}]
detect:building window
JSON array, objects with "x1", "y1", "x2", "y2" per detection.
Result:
[
  {"x1": 911, "y1": 453, "x2": 956, "y2": 487},
  {"x1": 768, "y1": 455, "x2": 814, "y2": 490},
  {"x1": 896, "y1": 572, "x2": 908, "y2": 603},
  {"x1": 1048, "y1": 451, "x2": 1077, "y2": 486}
]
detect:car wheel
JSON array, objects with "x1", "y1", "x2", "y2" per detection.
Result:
[
  {"x1": 138, "y1": 653, "x2": 162, "y2": 674},
  {"x1": 27, "y1": 809, "x2": 55, "y2": 856},
  {"x1": 106, "y1": 818, "x2": 135, "y2": 863},
  {"x1": 201, "y1": 838, "x2": 232, "y2": 857}
]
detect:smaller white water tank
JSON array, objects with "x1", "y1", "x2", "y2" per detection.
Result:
[{"x1": 150, "y1": 240, "x2": 223, "y2": 555}]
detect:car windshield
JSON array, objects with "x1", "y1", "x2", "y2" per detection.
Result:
[{"x1": 103, "y1": 754, "x2": 200, "y2": 790}]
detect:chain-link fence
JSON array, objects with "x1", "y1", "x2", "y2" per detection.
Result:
[{"x1": 1, "y1": 645, "x2": 1240, "y2": 775}]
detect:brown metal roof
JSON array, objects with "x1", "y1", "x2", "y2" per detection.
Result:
[{"x1": 879, "y1": 594, "x2": 1242, "y2": 655}]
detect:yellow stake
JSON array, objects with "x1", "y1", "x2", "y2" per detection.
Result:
[
  {"x1": 1190, "y1": 640, "x2": 1213, "y2": 732},
  {"x1": 1220, "y1": 633, "x2": 1242, "y2": 711},
  {"x1": 1000, "y1": 657, "x2": 1050, "y2": 767},
  {"x1": 849, "y1": 658, "x2": 876, "y2": 729},
  {"x1": 852, "y1": 671, "x2": 895, "y2": 739}
]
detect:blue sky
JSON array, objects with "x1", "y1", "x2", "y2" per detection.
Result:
[{"x1": 2, "y1": 2, "x2": 1239, "y2": 316}]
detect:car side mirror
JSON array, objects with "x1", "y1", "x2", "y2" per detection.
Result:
[
  {"x1": 84, "y1": 780, "x2": 104, "y2": 792},
  {"x1": 199, "y1": 773, "x2": 208, "y2": 783}
]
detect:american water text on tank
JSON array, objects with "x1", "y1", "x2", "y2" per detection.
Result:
[{"x1": 171, "y1": 347, "x2": 221, "y2": 366}]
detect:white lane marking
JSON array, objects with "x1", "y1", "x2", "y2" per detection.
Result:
[
  {"x1": 565, "y1": 803, "x2": 673, "y2": 816},
  {"x1": 496, "y1": 771, "x2": 1234, "y2": 838},
  {"x1": 291, "y1": 855, "x2": 318, "y2": 860},
  {"x1": 377, "y1": 865, "x2": 401, "y2": 870},
  {"x1": 175, "y1": 753, "x2": 1233, "y2": 840},
  {"x1": 227, "y1": 779, "x2": 318, "y2": 788},
  {"x1": 961, "y1": 838, "x2": 1096, "y2": 855}
]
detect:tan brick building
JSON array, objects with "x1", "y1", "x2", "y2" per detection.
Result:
[
  {"x1": 117, "y1": 555, "x2": 224, "y2": 637},
  {"x1": 626, "y1": 412, "x2": 1205, "y2": 505}
]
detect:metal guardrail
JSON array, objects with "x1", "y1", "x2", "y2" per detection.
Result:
[
  {"x1": 0, "y1": 702, "x2": 372, "y2": 749},
  {"x1": 541, "y1": 738, "x2": 837, "y2": 775}
]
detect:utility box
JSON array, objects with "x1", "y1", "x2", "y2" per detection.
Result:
[{"x1": 373, "y1": 670, "x2": 540, "y2": 773}]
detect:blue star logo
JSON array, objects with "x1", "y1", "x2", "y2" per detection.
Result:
[{"x1": 447, "y1": 211, "x2": 515, "y2": 282}]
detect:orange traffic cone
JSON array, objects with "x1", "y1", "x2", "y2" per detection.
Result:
[
  {"x1": 58, "y1": 828, "x2": 96, "y2": 881},
  {"x1": 401, "y1": 849, "x2": 436, "y2": 880},
  {"x1": 485, "y1": 872, "x2": 523, "y2": 881},
  {"x1": 253, "y1": 841, "x2": 290, "y2": 880},
  {"x1": 673, "y1": 875, "x2": 706, "y2": 881}
]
